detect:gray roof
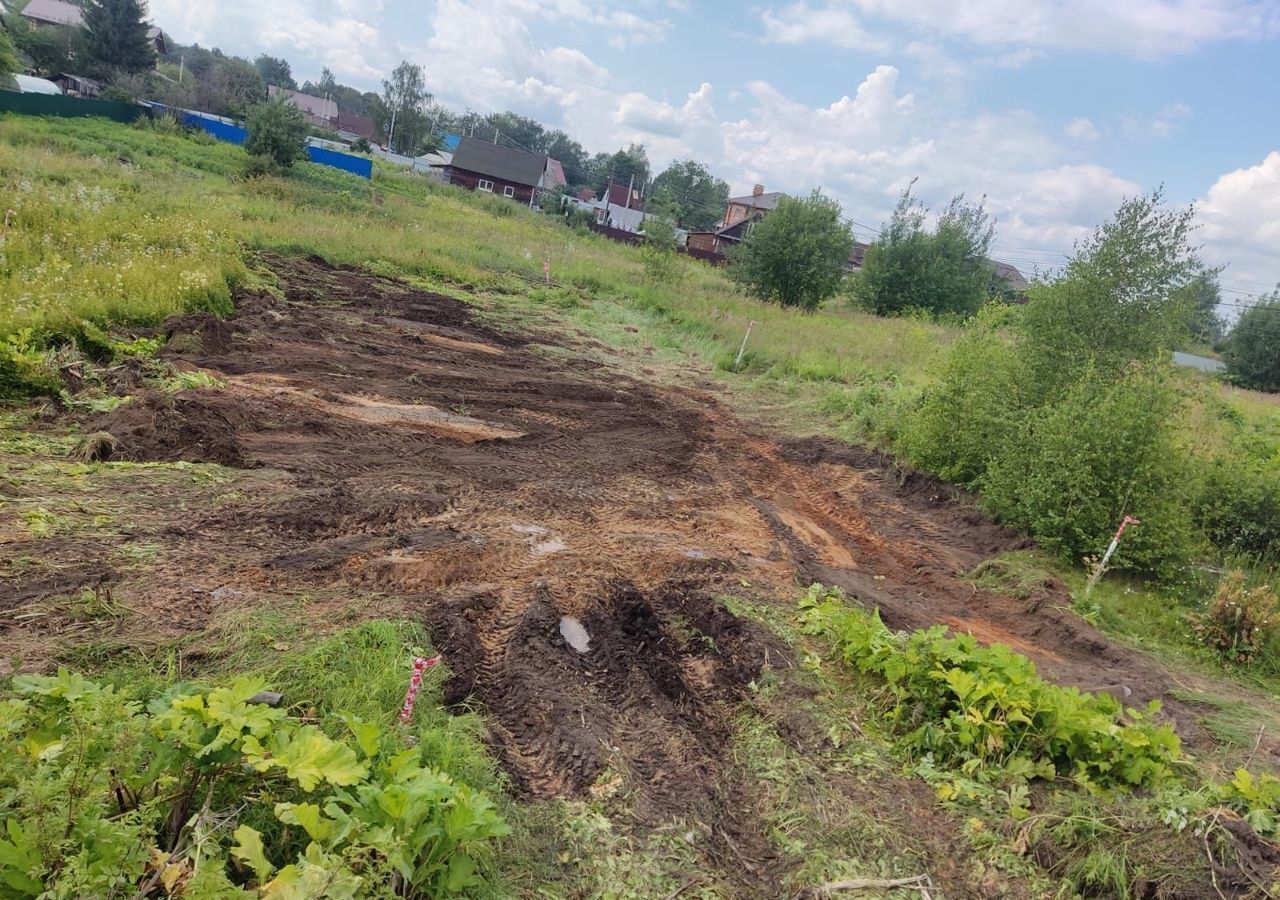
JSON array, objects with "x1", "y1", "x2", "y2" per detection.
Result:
[
  {"x1": 20, "y1": 0, "x2": 83, "y2": 26},
  {"x1": 728, "y1": 191, "x2": 784, "y2": 212},
  {"x1": 268, "y1": 86, "x2": 338, "y2": 121},
  {"x1": 449, "y1": 136, "x2": 548, "y2": 187},
  {"x1": 989, "y1": 260, "x2": 1028, "y2": 290}
]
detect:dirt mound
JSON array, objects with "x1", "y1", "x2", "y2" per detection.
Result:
[
  {"x1": 163, "y1": 311, "x2": 234, "y2": 355},
  {"x1": 91, "y1": 391, "x2": 251, "y2": 467},
  {"x1": 426, "y1": 581, "x2": 785, "y2": 814}
]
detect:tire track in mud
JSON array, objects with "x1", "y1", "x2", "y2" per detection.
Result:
[{"x1": 16, "y1": 254, "x2": 1239, "y2": 828}]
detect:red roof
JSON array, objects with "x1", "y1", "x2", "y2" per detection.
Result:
[
  {"x1": 545, "y1": 159, "x2": 567, "y2": 189},
  {"x1": 576, "y1": 187, "x2": 596, "y2": 202},
  {"x1": 604, "y1": 179, "x2": 643, "y2": 210}
]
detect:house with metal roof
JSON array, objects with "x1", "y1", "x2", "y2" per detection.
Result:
[
  {"x1": 268, "y1": 86, "x2": 339, "y2": 130},
  {"x1": 19, "y1": 0, "x2": 167, "y2": 55},
  {"x1": 443, "y1": 136, "x2": 551, "y2": 205},
  {"x1": 18, "y1": 0, "x2": 83, "y2": 27},
  {"x1": 720, "y1": 185, "x2": 784, "y2": 228}
]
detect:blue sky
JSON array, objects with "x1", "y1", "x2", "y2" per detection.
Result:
[{"x1": 149, "y1": 0, "x2": 1280, "y2": 302}]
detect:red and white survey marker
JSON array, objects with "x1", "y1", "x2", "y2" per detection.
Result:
[
  {"x1": 399, "y1": 655, "x2": 442, "y2": 724},
  {"x1": 1086, "y1": 515, "x2": 1141, "y2": 594}
]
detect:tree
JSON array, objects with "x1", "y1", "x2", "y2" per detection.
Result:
[
  {"x1": 593, "y1": 144, "x2": 649, "y2": 194},
  {"x1": 382, "y1": 61, "x2": 430, "y2": 153},
  {"x1": 194, "y1": 56, "x2": 264, "y2": 118},
  {"x1": 316, "y1": 67, "x2": 338, "y2": 96},
  {"x1": 480, "y1": 110, "x2": 545, "y2": 151},
  {"x1": 5, "y1": 13, "x2": 77, "y2": 78},
  {"x1": 852, "y1": 187, "x2": 996, "y2": 318},
  {"x1": 0, "y1": 22, "x2": 19, "y2": 77},
  {"x1": 80, "y1": 0, "x2": 155, "y2": 77},
  {"x1": 905, "y1": 190, "x2": 1210, "y2": 579},
  {"x1": 1018, "y1": 188, "x2": 1200, "y2": 401},
  {"x1": 254, "y1": 54, "x2": 296, "y2": 90},
  {"x1": 651, "y1": 160, "x2": 730, "y2": 230},
  {"x1": 1175, "y1": 271, "x2": 1226, "y2": 347},
  {"x1": 731, "y1": 190, "x2": 854, "y2": 310},
  {"x1": 1223, "y1": 292, "x2": 1280, "y2": 393},
  {"x1": 244, "y1": 98, "x2": 309, "y2": 171}
]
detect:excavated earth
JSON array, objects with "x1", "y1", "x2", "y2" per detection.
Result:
[{"x1": 1, "y1": 255, "x2": 1261, "y2": 895}]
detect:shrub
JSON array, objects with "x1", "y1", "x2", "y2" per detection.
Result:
[
  {"x1": 799, "y1": 585, "x2": 1183, "y2": 790},
  {"x1": 0, "y1": 670, "x2": 508, "y2": 897},
  {"x1": 1192, "y1": 455, "x2": 1280, "y2": 557},
  {"x1": 852, "y1": 189, "x2": 996, "y2": 318},
  {"x1": 899, "y1": 320, "x2": 1023, "y2": 485},
  {"x1": 1222, "y1": 292, "x2": 1280, "y2": 393},
  {"x1": 244, "y1": 98, "x2": 309, "y2": 171},
  {"x1": 638, "y1": 216, "x2": 681, "y2": 286},
  {"x1": 730, "y1": 190, "x2": 853, "y2": 310},
  {"x1": 981, "y1": 365, "x2": 1200, "y2": 579},
  {"x1": 1192, "y1": 571, "x2": 1280, "y2": 663},
  {"x1": 896, "y1": 191, "x2": 1217, "y2": 582},
  {"x1": 351, "y1": 136, "x2": 372, "y2": 154}
]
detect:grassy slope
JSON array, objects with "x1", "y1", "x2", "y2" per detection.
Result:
[{"x1": 4, "y1": 115, "x2": 1280, "y2": 896}]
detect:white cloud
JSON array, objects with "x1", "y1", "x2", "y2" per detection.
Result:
[
  {"x1": 760, "y1": 0, "x2": 1280, "y2": 56},
  {"x1": 1065, "y1": 117, "x2": 1100, "y2": 141},
  {"x1": 760, "y1": 2, "x2": 888, "y2": 51},
  {"x1": 1198, "y1": 151, "x2": 1280, "y2": 292},
  {"x1": 614, "y1": 83, "x2": 715, "y2": 136},
  {"x1": 147, "y1": 0, "x2": 392, "y2": 81}
]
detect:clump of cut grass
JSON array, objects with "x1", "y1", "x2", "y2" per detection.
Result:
[{"x1": 73, "y1": 431, "x2": 118, "y2": 462}]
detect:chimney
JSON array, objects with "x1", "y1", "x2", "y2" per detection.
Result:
[{"x1": 752, "y1": 184, "x2": 764, "y2": 196}]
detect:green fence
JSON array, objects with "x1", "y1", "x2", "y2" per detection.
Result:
[{"x1": 0, "y1": 91, "x2": 143, "y2": 123}]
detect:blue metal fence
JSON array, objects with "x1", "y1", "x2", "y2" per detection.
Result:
[
  {"x1": 181, "y1": 112, "x2": 247, "y2": 145},
  {"x1": 306, "y1": 145, "x2": 372, "y2": 179}
]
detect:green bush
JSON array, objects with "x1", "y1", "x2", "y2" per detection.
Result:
[
  {"x1": 852, "y1": 189, "x2": 996, "y2": 318},
  {"x1": 799, "y1": 585, "x2": 1183, "y2": 790},
  {"x1": 730, "y1": 190, "x2": 853, "y2": 310},
  {"x1": 244, "y1": 99, "x2": 309, "y2": 171},
  {"x1": 981, "y1": 365, "x2": 1200, "y2": 579},
  {"x1": 1192, "y1": 454, "x2": 1280, "y2": 557},
  {"x1": 0, "y1": 670, "x2": 508, "y2": 898},
  {"x1": 1222, "y1": 292, "x2": 1280, "y2": 393},
  {"x1": 900, "y1": 320, "x2": 1023, "y2": 485},
  {"x1": 896, "y1": 192, "x2": 1220, "y2": 582},
  {"x1": 350, "y1": 136, "x2": 372, "y2": 154}
]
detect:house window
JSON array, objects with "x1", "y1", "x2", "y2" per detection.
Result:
[
  {"x1": 477, "y1": 179, "x2": 494, "y2": 192},
  {"x1": 503, "y1": 185, "x2": 515, "y2": 198}
]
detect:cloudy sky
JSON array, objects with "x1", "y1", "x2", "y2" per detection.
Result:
[{"x1": 150, "y1": 0, "x2": 1279, "y2": 305}]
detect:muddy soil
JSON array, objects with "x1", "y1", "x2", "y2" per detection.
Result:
[{"x1": 1, "y1": 255, "x2": 1258, "y2": 895}]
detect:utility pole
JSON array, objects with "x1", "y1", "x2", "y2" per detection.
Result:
[
  {"x1": 493, "y1": 128, "x2": 500, "y2": 145},
  {"x1": 625, "y1": 173, "x2": 634, "y2": 210},
  {"x1": 388, "y1": 105, "x2": 397, "y2": 153}
]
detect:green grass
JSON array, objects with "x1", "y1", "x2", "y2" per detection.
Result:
[{"x1": 0, "y1": 115, "x2": 949, "y2": 416}]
